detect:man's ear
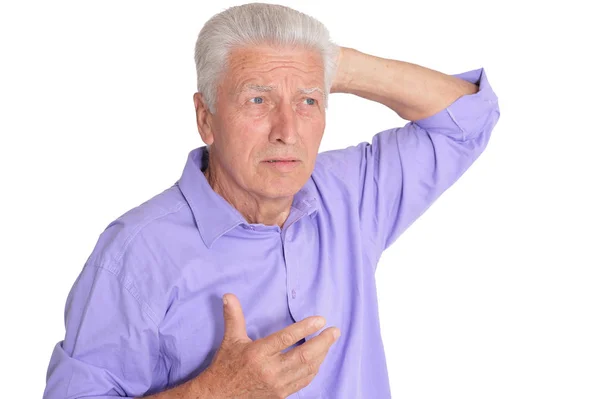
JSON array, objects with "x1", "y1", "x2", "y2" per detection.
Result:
[{"x1": 193, "y1": 92, "x2": 214, "y2": 146}]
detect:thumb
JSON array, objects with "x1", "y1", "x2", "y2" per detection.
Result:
[{"x1": 222, "y1": 293, "x2": 249, "y2": 343}]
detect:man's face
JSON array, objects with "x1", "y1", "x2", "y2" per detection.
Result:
[{"x1": 195, "y1": 44, "x2": 326, "y2": 201}]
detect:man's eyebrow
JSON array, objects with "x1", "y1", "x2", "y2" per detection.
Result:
[
  {"x1": 298, "y1": 87, "x2": 324, "y2": 97},
  {"x1": 241, "y1": 84, "x2": 276, "y2": 92},
  {"x1": 239, "y1": 84, "x2": 324, "y2": 96}
]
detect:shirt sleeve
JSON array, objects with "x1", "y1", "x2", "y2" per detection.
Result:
[
  {"x1": 43, "y1": 264, "x2": 165, "y2": 398},
  {"x1": 321, "y1": 67, "x2": 500, "y2": 272}
]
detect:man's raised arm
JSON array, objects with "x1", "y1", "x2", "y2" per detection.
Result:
[{"x1": 331, "y1": 47, "x2": 479, "y2": 121}]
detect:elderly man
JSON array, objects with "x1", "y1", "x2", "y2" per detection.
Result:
[{"x1": 43, "y1": 3, "x2": 500, "y2": 399}]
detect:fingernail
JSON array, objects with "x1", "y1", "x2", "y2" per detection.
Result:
[
  {"x1": 313, "y1": 317, "x2": 325, "y2": 329},
  {"x1": 223, "y1": 295, "x2": 228, "y2": 306},
  {"x1": 333, "y1": 328, "x2": 341, "y2": 340}
]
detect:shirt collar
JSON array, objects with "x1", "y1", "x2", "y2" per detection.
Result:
[{"x1": 176, "y1": 146, "x2": 319, "y2": 248}]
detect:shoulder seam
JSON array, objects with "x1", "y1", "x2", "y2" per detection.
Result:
[
  {"x1": 113, "y1": 200, "x2": 187, "y2": 265},
  {"x1": 88, "y1": 263, "x2": 160, "y2": 327}
]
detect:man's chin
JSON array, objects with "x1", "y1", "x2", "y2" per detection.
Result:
[{"x1": 257, "y1": 178, "x2": 307, "y2": 199}]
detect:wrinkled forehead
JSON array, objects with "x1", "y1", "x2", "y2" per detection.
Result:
[{"x1": 223, "y1": 44, "x2": 325, "y2": 88}]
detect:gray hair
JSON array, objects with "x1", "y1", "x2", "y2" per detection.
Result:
[{"x1": 194, "y1": 3, "x2": 339, "y2": 114}]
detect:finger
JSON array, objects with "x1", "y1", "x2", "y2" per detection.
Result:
[
  {"x1": 221, "y1": 293, "x2": 248, "y2": 343},
  {"x1": 280, "y1": 326, "x2": 340, "y2": 372},
  {"x1": 276, "y1": 327, "x2": 339, "y2": 389},
  {"x1": 259, "y1": 316, "x2": 326, "y2": 355}
]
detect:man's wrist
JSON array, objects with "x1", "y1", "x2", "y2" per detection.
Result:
[
  {"x1": 330, "y1": 46, "x2": 353, "y2": 94},
  {"x1": 192, "y1": 366, "x2": 225, "y2": 399}
]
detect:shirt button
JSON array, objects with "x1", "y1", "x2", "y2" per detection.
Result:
[{"x1": 291, "y1": 289, "x2": 296, "y2": 299}]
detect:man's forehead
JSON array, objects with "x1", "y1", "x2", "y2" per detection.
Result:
[
  {"x1": 230, "y1": 44, "x2": 323, "y2": 63},
  {"x1": 226, "y1": 46, "x2": 325, "y2": 89}
]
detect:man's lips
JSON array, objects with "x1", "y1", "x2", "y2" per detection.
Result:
[
  {"x1": 261, "y1": 158, "x2": 301, "y2": 171},
  {"x1": 262, "y1": 158, "x2": 300, "y2": 163}
]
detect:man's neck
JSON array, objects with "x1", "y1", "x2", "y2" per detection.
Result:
[{"x1": 203, "y1": 165, "x2": 292, "y2": 229}]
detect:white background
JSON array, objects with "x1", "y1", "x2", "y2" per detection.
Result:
[{"x1": 1, "y1": 0, "x2": 599, "y2": 397}]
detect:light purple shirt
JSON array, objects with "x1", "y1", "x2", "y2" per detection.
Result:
[{"x1": 44, "y1": 67, "x2": 500, "y2": 399}]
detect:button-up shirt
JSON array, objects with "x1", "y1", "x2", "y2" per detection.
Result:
[{"x1": 43, "y1": 67, "x2": 500, "y2": 399}]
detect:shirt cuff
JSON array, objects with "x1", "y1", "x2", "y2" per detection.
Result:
[{"x1": 414, "y1": 67, "x2": 499, "y2": 141}]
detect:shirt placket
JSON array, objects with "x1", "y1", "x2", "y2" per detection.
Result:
[{"x1": 282, "y1": 210, "x2": 304, "y2": 325}]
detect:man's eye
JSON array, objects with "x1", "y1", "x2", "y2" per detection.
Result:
[
  {"x1": 249, "y1": 97, "x2": 264, "y2": 104},
  {"x1": 303, "y1": 98, "x2": 316, "y2": 106}
]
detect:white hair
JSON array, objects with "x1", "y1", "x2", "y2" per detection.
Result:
[{"x1": 194, "y1": 3, "x2": 339, "y2": 114}]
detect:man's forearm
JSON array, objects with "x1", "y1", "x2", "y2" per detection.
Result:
[{"x1": 331, "y1": 47, "x2": 478, "y2": 121}]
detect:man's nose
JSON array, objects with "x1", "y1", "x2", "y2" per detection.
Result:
[{"x1": 269, "y1": 105, "x2": 298, "y2": 145}]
